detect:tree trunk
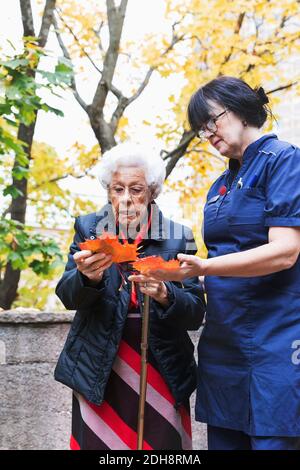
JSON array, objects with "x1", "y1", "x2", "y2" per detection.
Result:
[
  {"x1": 0, "y1": 122, "x2": 37, "y2": 309},
  {"x1": 0, "y1": 0, "x2": 56, "y2": 310},
  {"x1": 0, "y1": 264, "x2": 22, "y2": 310},
  {"x1": 10, "y1": 122, "x2": 36, "y2": 224},
  {"x1": 88, "y1": 111, "x2": 116, "y2": 154}
]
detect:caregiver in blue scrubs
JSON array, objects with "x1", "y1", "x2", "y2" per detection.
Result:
[{"x1": 146, "y1": 76, "x2": 300, "y2": 450}]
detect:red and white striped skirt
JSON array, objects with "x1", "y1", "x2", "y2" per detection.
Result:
[{"x1": 70, "y1": 312, "x2": 193, "y2": 450}]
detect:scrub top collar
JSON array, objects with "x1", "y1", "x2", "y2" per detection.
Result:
[{"x1": 228, "y1": 133, "x2": 278, "y2": 172}]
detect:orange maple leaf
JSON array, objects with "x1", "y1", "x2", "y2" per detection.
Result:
[
  {"x1": 131, "y1": 256, "x2": 180, "y2": 274},
  {"x1": 78, "y1": 232, "x2": 138, "y2": 263}
]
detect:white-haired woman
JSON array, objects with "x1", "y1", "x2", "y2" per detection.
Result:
[{"x1": 54, "y1": 143, "x2": 205, "y2": 450}]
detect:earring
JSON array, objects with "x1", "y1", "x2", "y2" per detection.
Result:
[{"x1": 242, "y1": 120, "x2": 248, "y2": 127}]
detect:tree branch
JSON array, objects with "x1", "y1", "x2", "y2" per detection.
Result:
[
  {"x1": 30, "y1": 169, "x2": 97, "y2": 191},
  {"x1": 90, "y1": 0, "x2": 129, "y2": 114},
  {"x1": 54, "y1": 7, "x2": 129, "y2": 114},
  {"x1": 127, "y1": 68, "x2": 154, "y2": 105},
  {"x1": 110, "y1": 21, "x2": 185, "y2": 132},
  {"x1": 52, "y1": 14, "x2": 88, "y2": 112},
  {"x1": 55, "y1": 7, "x2": 103, "y2": 74},
  {"x1": 267, "y1": 81, "x2": 298, "y2": 95},
  {"x1": 19, "y1": 0, "x2": 35, "y2": 37},
  {"x1": 93, "y1": 20, "x2": 105, "y2": 52},
  {"x1": 38, "y1": 0, "x2": 56, "y2": 47},
  {"x1": 110, "y1": 67, "x2": 154, "y2": 133},
  {"x1": 161, "y1": 130, "x2": 195, "y2": 178},
  {"x1": 219, "y1": 12, "x2": 245, "y2": 72},
  {"x1": 110, "y1": 82, "x2": 125, "y2": 100},
  {"x1": 1, "y1": 203, "x2": 12, "y2": 218}
]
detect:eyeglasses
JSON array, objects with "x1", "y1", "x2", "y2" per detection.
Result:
[
  {"x1": 196, "y1": 109, "x2": 229, "y2": 141},
  {"x1": 109, "y1": 185, "x2": 148, "y2": 198}
]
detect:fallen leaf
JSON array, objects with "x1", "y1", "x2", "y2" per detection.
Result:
[
  {"x1": 78, "y1": 232, "x2": 138, "y2": 263},
  {"x1": 131, "y1": 256, "x2": 180, "y2": 274}
]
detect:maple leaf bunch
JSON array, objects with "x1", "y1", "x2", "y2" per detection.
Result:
[
  {"x1": 78, "y1": 232, "x2": 138, "y2": 263},
  {"x1": 78, "y1": 233, "x2": 180, "y2": 273}
]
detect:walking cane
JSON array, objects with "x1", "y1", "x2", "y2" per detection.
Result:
[{"x1": 137, "y1": 293, "x2": 150, "y2": 450}]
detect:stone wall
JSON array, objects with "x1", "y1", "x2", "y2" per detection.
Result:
[{"x1": 0, "y1": 310, "x2": 207, "y2": 450}]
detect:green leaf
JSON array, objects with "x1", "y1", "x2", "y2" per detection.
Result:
[
  {"x1": 40, "y1": 103, "x2": 64, "y2": 116},
  {"x1": 3, "y1": 185, "x2": 23, "y2": 198},
  {"x1": 6, "y1": 84, "x2": 23, "y2": 100},
  {"x1": 41, "y1": 244, "x2": 62, "y2": 257},
  {"x1": 19, "y1": 105, "x2": 36, "y2": 125},
  {"x1": 38, "y1": 59, "x2": 73, "y2": 87},
  {"x1": 55, "y1": 62, "x2": 73, "y2": 74},
  {"x1": 8, "y1": 251, "x2": 26, "y2": 270},
  {"x1": 54, "y1": 60, "x2": 73, "y2": 85},
  {"x1": 0, "y1": 58, "x2": 29, "y2": 70},
  {"x1": 29, "y1": 259, "x2": 50, "y2": 275},
  {"x1": 3, "y1": 117, "x2": 18, "y2": 127},
  {"x1": 12, "y1": 166, "x2": 29, "y2": 180},
  {"x1": 0, "y1": 103, "x2": 12, "y2": 115},
  {"x1": 1, "y1": 135, "x2": 26, "y2": 154},
  {"x1": 16, "y1": 152, "x2": 29, "y2": 166},
  {"x1": 37, "y1": 70, "x2": 58, "y2": 84}
]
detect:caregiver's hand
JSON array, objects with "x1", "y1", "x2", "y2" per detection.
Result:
[
  {"x1": 73, "y1": 250, "x2": 113, "y2": 286},
  {"x1": 128, "y1": 274, "x2": 169, "y2": 307},
  {"x1": 145, "y1": 254, "x2": 205, "y2": 282}
]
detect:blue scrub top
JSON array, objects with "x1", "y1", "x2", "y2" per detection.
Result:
[{"x1": 197, "y1": 134, "x2": 300, "y2": 436}]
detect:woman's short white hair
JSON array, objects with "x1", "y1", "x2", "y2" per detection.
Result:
[{"x1": 98, "y1": 143, "x2": 166, "y2": 199}]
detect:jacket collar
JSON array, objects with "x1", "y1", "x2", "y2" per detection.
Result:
[{"x1": 89, "y1": 201, "x2": 167, "y2": 241}]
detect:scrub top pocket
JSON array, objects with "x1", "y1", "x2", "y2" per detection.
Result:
[{"x1": 228, "y1": 188, "x2": 266, "y2": 225}]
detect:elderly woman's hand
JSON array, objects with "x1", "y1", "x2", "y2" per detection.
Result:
[
  {"x1": 144, "y1": 254, "x2": 205, "y2": 282},
  {"x1": 74, "y1": 250, "x2": 113, "y2": 286},
  {"x1": 128, "y1": 274, "x2": 169, "y2": 307}
]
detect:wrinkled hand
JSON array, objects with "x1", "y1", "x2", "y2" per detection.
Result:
[
  {"x1": 128, "y1": 274, "x2": 169, "y2": 307},
  {"x1": 144, "y1": 254, "x2": 205, "y2": 282},
  {"x1": 73, "y1": 250, "x2": 113, "y2": 286}
]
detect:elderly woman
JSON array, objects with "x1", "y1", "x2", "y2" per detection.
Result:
[
  {"x1": 145, "y1": 77, "x2": 300, "y2": 450},
  {"x1": 54, "y1": 143, "x2": 205, "y2": 450}
]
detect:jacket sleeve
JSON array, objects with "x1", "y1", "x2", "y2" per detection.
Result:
[
  {"x1": 153, "y1": 228, "x2": 206, "y2": 330},
  {"x1": 55, "y1": 216, "x2": 108, "y2": 310}
]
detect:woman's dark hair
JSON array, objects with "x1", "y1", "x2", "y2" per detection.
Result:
[{"x1": 188, "y1": 76, "x2": 271, "y2": 131}]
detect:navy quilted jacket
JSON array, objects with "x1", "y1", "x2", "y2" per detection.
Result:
[{"x1": 54, "y1": 204, "x2": 205, "y2": 406}]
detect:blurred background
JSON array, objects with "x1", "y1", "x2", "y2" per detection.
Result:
[
  {"x1": 0, "y1": 0, "x2": 300, "y2": 311},
  {"x1": 0, "y1": 0, "x2": 300, "y2": 450}
]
